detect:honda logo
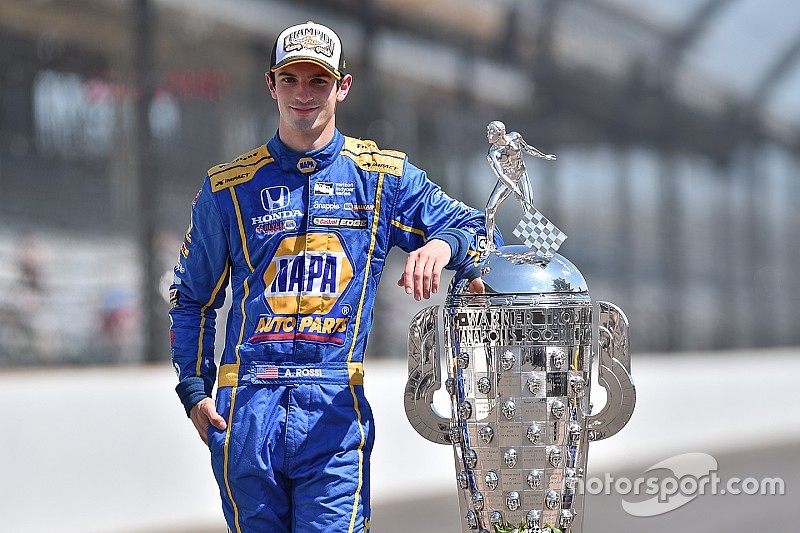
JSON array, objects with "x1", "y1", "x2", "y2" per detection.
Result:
[{"x1": 261, "y1": 186, "x2": 290, "y2": 211}]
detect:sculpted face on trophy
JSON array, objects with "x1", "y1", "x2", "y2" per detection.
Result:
[
  {"x1": 464, "y1": 448, "x2": 478, "y2": 469},
  {"x1": 570, "y1": 375, "x2": 585, "y2": 395},
  {"x1": 560, "y1": 510, "x2": 575, "y2": 529},
  {"x1": 551, "y1": 350, "x2": 565, "y2": 371},
  {"x1": 486, "y1": 470, "x2": 499, "y2": 491},
  {"x1": 479, "y1": 425, "x2": 495, "y2": 444},
  {"x1": 507, "y1": 491, "x2": 521, "y2": 512},
  {"x1": 446, "y1": 377, "x2": 457, "y2": 395},
  {"x1": 568, "y1": 423, "x2": 582, "y2": 445},
  {"x1": 526, "y1": 422, "x2": 541, "y2": 444},
  {"x1": 551, "y1": 399, "x2": 565, "y2": 420},
  {"x1": 504, "y1": 448, "x2": 519, "y2": 468},
  {"x1": 477, "y1": 376, "x2": 492, "y2": 394},
  {"x1": 457, "y1": 470, "x2": 469, "y2": 489},
  {"x1": 501, "y1": 350, "x2": 515, "y2": 370},
  {"x1": 501, "y1": 399, "x2": 517, "y2": 420},
  {"x1": 565, "y1": 468, "x2": 578, "y2": 488},
  {"x1": 527, "y1": 509, "x2": 541, "y2": 528},
  {"x1": 548, "y1": 446, "x2": 562, "y2": 468},
  {"x1": 545, "y1": 490, "x2": 561, "y2": 511},
  {"x1": 466, "y1": 510, "x2": 478, "y2": 530},
  {"x1": 473, "y1": 491, "x2": 485, "y2": 511},
  {"x1": 527, "y1": 468, "x2": 542, "y2": 489},
  {"x1": 403, "y1": 121, "x2": 636, "y2": 533},
  {"x1": 526, "y1": 374, "x2": 542, "y2": 395}
]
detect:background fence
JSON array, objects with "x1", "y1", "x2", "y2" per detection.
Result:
[{"x1": 2, "y1": 0, "x2": 800, "y2": 366}]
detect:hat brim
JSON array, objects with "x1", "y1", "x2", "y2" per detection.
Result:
[{"x1": 271, "y1": 56, "x2": 342, "y2": 80}]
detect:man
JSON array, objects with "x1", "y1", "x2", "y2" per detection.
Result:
[{"x1": 169, "y1": 21, "x2": 495, "y2": 533}]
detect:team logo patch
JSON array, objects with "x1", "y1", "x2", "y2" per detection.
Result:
[
  {"x1": 313, "y1": 181, "x2": 356, "y2": 196},
  {"x1": 169, "y1": 287, "x2": 180, "y2": 308},
  {"x1": 252, "y1": 233, "x2": 354, "y2": 345},
  {"x1": 297, "y1": 157, "x2": 317, "y2": 174},
  {"x1": 314, "y1": 182, "x2": 334, "y2": 195},
  {"x1": 344, "y1": 202, "x2": 375, "y2": 212},
  {"x1": 252, "y1": 210, "x2": 303, "y2": 226},
  {"x1": 261, "y1": 186, "x2": 290, "y2": 211},
  {"x1": 312, "y1": 216, "x2": 368, "y2": 229},
  {"x1": 313, "y1": 200, "x2": 340, "y2": 210},
  {"x1": 254, "y1": 219, "x2": 298, "y2": 235}
]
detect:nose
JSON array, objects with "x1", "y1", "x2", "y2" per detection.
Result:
[{"x1": 296, "y1": 81, "x2": 313, "y2": 102}]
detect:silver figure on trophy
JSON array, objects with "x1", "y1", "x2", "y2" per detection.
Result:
[
  {"x1": 405, "y1": 122, "x2": 635, "y2": 532},
  {"x1": 484, "y1": 121, "x2": 562, "y2": 257}
]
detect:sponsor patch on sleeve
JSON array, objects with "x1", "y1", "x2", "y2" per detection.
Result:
[{"x1": 169, "y1": 287, "x2": 180, "y2": 308}]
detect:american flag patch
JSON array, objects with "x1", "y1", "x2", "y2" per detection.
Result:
[{"x1": 255, "y1": 365, "x2": 279, "y2": 379}]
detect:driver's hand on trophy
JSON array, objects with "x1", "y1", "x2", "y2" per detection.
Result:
[
  {"x1": 468, "y1": 277, "x2": 485, "y2": 294},
  {"x1": 189, "y1": 397, "x2": 227, "y2": 445},
  {"x1": 398, "y1": 239, "x2": 451, "y2": 300}
]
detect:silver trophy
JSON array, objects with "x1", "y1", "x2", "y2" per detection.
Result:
[{"x1": 405, "y1": 122, "x2": 635, "y2": 532}]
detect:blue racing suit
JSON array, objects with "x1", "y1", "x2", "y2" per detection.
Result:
[{"x1": 169, "y1": 129, "x2": 492, "y2": 532}]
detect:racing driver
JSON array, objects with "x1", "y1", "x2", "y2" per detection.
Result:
[{"x1": 169, "y1": 21, "x2": 497, "y2": 533}]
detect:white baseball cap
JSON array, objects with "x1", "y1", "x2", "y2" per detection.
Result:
[{"x1": 270, "y1": 21, "x2": 345, "y2": 80}]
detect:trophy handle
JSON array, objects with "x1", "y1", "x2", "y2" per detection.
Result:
[
  {"x1": 404, "y1": 305, "x2": 452, "y2": 444},
  {"x1": 587, "y1": 301, "x2": 636, "y2": 441}
]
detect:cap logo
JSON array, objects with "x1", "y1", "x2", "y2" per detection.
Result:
[
  {"x1": 283, "y1": 27, "x2": 335, "y2": 58},
  {"x1": 272, "y1": 22, "x2": 343, "y2": 78}
]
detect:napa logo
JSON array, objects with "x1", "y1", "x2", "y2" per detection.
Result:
[
  {"x1": 255, "y1": 233, "x2": 354, "y2": 344},
  {"x1": 263, "y1": 233, "x2": 353, "y2": 315},
  {"x1": 297, "y1": 157, "x2": 317, "y2": 174}
]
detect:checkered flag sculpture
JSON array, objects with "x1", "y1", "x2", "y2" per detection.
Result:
[{"x1": 513, "y1": 205, "x2": 567, "y2": 257}]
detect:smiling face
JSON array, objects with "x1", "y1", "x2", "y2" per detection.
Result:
[{"x1": 266, "y1": 61, "x2": 352, "y2": 152}]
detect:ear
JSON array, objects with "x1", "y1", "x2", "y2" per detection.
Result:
[
  {"x1": 336, "y1": 73, "x2": 353, "y2": 103},
  {"x1": 265, "y1": 72, "x2": 277, "y2": 100}
]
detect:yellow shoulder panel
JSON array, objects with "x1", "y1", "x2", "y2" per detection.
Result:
[
  {"x1": 208, "y1": 145, "x2": 274, "y2": 192},
  {"x1": 341, "y1": 136, "x2": 405, "y2": 177}
]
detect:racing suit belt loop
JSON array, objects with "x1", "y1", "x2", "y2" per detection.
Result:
[{"x1": 216, "y1": 362, "x2": 364, "y2": 387}]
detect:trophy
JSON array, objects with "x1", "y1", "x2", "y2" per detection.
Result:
[{"x1": 404, "y1": 122, "x2": 635, "y2": 532}]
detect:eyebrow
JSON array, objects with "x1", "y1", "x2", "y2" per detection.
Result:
[{"x1": 276, "y1": 68, "x2": 332, "y2": 80}]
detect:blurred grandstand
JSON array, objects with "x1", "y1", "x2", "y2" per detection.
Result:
[{"x1": 2, "y1": 0, "x2": 800, "y2": 367}]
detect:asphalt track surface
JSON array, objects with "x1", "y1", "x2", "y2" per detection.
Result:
[{"x1": 181, "y1": 441, "x2": 796, "y2": 532}]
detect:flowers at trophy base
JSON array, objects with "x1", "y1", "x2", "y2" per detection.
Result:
[{"x1": 404, "y1": 122, "x2": 635, "y2": 533}]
